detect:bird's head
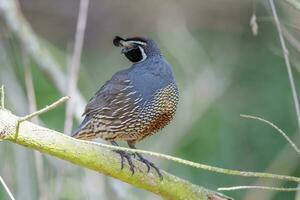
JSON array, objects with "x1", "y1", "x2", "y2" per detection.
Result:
[{"x1": 113, "y1": 36, "x2": 161, "y2": 63}]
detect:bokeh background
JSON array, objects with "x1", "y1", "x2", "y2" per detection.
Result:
[{"x1": 1, "y1": 0, "x2": 300, "y2": 199}]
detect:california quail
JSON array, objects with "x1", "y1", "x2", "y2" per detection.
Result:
[{"x1": 72, "y1": 36, "x2": 179, "y2": 178}]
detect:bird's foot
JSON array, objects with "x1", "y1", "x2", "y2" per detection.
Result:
[
  {"x1": 136, "y1": 153, "x2": 163, "y2": 180},
  {"x1": 113, "y1": 150, "x2": 135, "y2": 175}
]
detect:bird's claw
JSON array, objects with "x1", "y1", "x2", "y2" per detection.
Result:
[
  {"x1": 113, "y1": 150, "x2": 135, "y2": 175},
  {"x1": 136, "y1": 154, "x2": 163, "y2": 180},
  {"x1": 113, "y1": 150, "x2": 163, "y2": 180}
]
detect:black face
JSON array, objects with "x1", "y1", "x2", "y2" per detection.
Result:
[
  {"x1": 124, "y1": 47, "x2": 143, "y2": 63},
  {"x1": 113, "y1": 36, "x2": 147, "y2": 63}
]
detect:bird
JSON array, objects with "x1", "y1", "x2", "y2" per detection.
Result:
[{"x1": 72, "y1": 36, "x2": 179, "y2": 179}]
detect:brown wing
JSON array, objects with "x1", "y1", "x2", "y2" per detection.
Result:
[
  {"x1": 72, "y1": 70, "x2": 142, "y2": 138},
  {"x1": 82, "y1": 71, "x2": 132, "y2": 116}
]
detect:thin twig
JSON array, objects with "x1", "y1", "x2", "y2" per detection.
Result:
[
  {"x1": 15, "y1": 96, "x2": 70, "y2": 140},
  {"x1": 77, "y1": 140, "x2": 300, "y2": 183},
  {"x1": 64, "y1": 0, "x2": 89, "y2": 134},
  {"x1": 0, "y1": 85, "x2": 4, "y2": 109},
  {"x1": 19, "y1": 96, "x2": 70, "y2": 123},
  {"x1": 243, "y1": 134, "x2": 300, "y2": 199},
  {"x1": 240, "y1": 114, "x2": 300, "y2": 154},
  {"x1": 269, "y1": 0, "x2": 300, "y2": 133},
  {"x1": 218, "y1": 185, "x2": 299, "y2": 192},
  {"x1": 0, "y1": 175, "x2": 16, "y2": 200}
]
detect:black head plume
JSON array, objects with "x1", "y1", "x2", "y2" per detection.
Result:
[{"x1": 113, "y1": 36, "x2": 124, "y2": 47}]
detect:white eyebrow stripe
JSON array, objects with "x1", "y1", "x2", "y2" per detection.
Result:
[
  {"x1": 127, "y1": 41, "x2": 147, "y2": 46},
  {"x1": 138, "y1": 46, "x2": 147, "y2": 62}
]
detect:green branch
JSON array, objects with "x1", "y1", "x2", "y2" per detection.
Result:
[
  {"x1": 0, "y1": 109, "x2": 231, "y2": 200},
  {"x1": 1, "y1": 94, "x2": 300, "y2": 199}
]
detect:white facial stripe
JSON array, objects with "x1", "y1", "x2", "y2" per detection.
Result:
[
  {"x1": 127, "y1": 41, "x2": 147, "y2": 46},
  {"x1": 138, "y1": 46, "x2": 147, "y2": 62}
]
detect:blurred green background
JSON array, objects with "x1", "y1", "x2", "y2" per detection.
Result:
[{"x1": 1, "y1": 0, "x2": 300, "y2": 199}]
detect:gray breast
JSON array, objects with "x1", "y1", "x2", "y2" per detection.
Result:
[{"x1": 128, "y1": 55, "x2": 176, "y2": 102}]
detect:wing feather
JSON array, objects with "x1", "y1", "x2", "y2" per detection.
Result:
[{"x1": 82, "y1": 70, "x2": 131, "y2": 116}]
